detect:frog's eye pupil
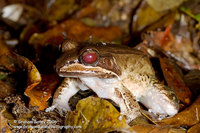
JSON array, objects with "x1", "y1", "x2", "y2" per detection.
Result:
[{"x1": 82, "y1": 52, "x2": 98, "y2": 64}]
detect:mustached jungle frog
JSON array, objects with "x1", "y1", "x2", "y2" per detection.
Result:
[{"x1": 46, "y1": 40, "x2": 179, "y2": 123}]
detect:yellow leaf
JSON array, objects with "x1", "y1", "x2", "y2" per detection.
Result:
[{"x1": 65, "y1": 97, "x2": 129, "y2": 133}]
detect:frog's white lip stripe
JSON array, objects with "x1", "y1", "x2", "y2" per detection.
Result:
[{"x1": 58, "y1": 63, "x2": 120, "y2": 79}]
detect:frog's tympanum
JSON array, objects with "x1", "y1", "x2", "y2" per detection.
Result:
[{"x1": 46, "y1": 40, "x2": 179, "y2": 123}]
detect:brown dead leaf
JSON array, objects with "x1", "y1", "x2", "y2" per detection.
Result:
[
  {"x1": 0, "y1": 80, "x2": 15, "y2": 100},
  {"x1": 74, "y1": 0, "x2": 141, "y2": 33},
  {"x1": 159, "y1": 57, "x2": 192, "y2": 105},
  {"x1": 188, "y1": 123, "x2": 200, "y2": 133},
  {"x1": 156, "y1": 95, "x2": 200, "y2": 127},
  {"x1": 44, "y1": 0, "x2": 86, "y2": 21},
  {"x1": 147, "y1": 0, "x2": 184, "y2": 12},
  {"x1": 4, "y1": 95, "x2": 63, "y2": 133},
  {"x1": 29, "y1": 19, "x2": 122, "y2": 51},
  {"x1": 145, "y1": 11, "x2": 177, "y2": 34},
  {"x1": 1, "y1": 4, "x2": 42, "y2": 29},
  {"x1": 0, "y1": 37, "x2": 16, "y2": 72},
  {"x1": 128, "y1": 115, "x2": 150, "y2": 126},
  {"x1": 25, "y1": 73, "x2": 60, "y2": 110},
  {"x1": 144, "y1": 30, "x2": 200, "y2": 70},
  {"x1": 5, "y1": 96, "x2": 34, "y2": 119},
  {"x1": 184, "y1": 70, "x2": 200, "y2": 96},
  {"x1": 128, "y1": 124, "x2": 186, "y2": 133},
  {"x1": 0, "y1": 108, "x2": 14, "y2": 133},
  {"x1": 132, "y1": 0, "x2": 169, "y2": 33}
]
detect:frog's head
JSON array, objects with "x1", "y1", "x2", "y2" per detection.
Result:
[{"x1": 55, "y1": 39, "x2": 122, "y2": 78}]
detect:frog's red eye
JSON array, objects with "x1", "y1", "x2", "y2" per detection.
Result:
[{"x1": 81, "y1": 49, "x2": 99, "y2": 65}]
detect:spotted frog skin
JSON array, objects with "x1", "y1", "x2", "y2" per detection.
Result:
[{"x1": 46, "y1": 40, "x2": 179, "y2": 123}]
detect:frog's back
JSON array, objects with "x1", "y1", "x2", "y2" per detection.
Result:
[
  {"x1": 80, "y1": 42, "x2": 145, "y2": 55},
  {"x1": 79, "y1": 42, "x2": 155, "y2": 77}
]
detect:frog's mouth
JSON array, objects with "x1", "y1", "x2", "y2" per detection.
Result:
[{"x1": 57, "y1": 63, "x2": 117, "y2": 78}]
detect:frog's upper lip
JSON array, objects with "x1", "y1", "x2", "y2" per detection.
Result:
[
  {"x1": 56, "y1": 63, "x2": 118, "y2": 78},
  {"x1": 57, "y1": 72, "x2": 116, "y2": 78}
]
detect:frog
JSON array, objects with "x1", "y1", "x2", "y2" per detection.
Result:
[{"x1": 46, "y1": 39, "x2": 179, "y2": 123}]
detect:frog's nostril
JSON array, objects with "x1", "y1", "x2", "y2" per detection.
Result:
[{"x1": 104, "y1": 58, "x2": 114, "y2": 69}]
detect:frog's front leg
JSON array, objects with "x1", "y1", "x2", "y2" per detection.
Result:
[
  {"x1": 46, "y1": 78, "x2": 80, "y2": 114},
  {"x1": 113, "y1": 86, "x2": 141, "y2": 123},
  {"x1": 80, "y1": 77, "x2": 141, "y2": 123}
]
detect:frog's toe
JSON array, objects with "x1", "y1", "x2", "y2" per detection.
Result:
[
  {"x1": 45, "y1": 95, "x2": 71, "y2": 114},
  {"x1": 45, "y1": 105, "x2": 57, "y2": 112},
  {"x1": 45, "y1": 102, "x2": 71, "y2": 116},
  {"x1": 121, "y1": 110, "x2": 141, "y2": 123},
  {"x1": 163, "y1": 102, "x2": 179, "y2": 116},
  {"x1": 53, "y1": 99, "x2": 71, "y2": 112}
]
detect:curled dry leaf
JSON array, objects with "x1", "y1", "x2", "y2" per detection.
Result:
[
  {"x1": 26, "y1": 74, "x2": 60, "y2": 110},
  {"x1": 0, "y1": 37, "x2": 41, "y2": 85},
  {"x1": 29, "y1": 19, "x2": 122, "y2": 51},
  {"x1": 159, "y1": 57, "x2": 192, "y2": 105},
  {"x1": 0, "y1": 37, "x2": 42, "y2": 109},
  {"x1": 65, "y1": 97, "x2": 129, "y2": 133},
  {"x1": 155, "y1": 95, "x2": 200, "y2": 127}
]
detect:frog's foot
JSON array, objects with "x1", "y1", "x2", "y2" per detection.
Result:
[
  {"x1": 46, "y1": 78, "x2": 79, "y2": 114},
  {"x1": 139, "y1": 83, "x2": 179, "y2": 117}
]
